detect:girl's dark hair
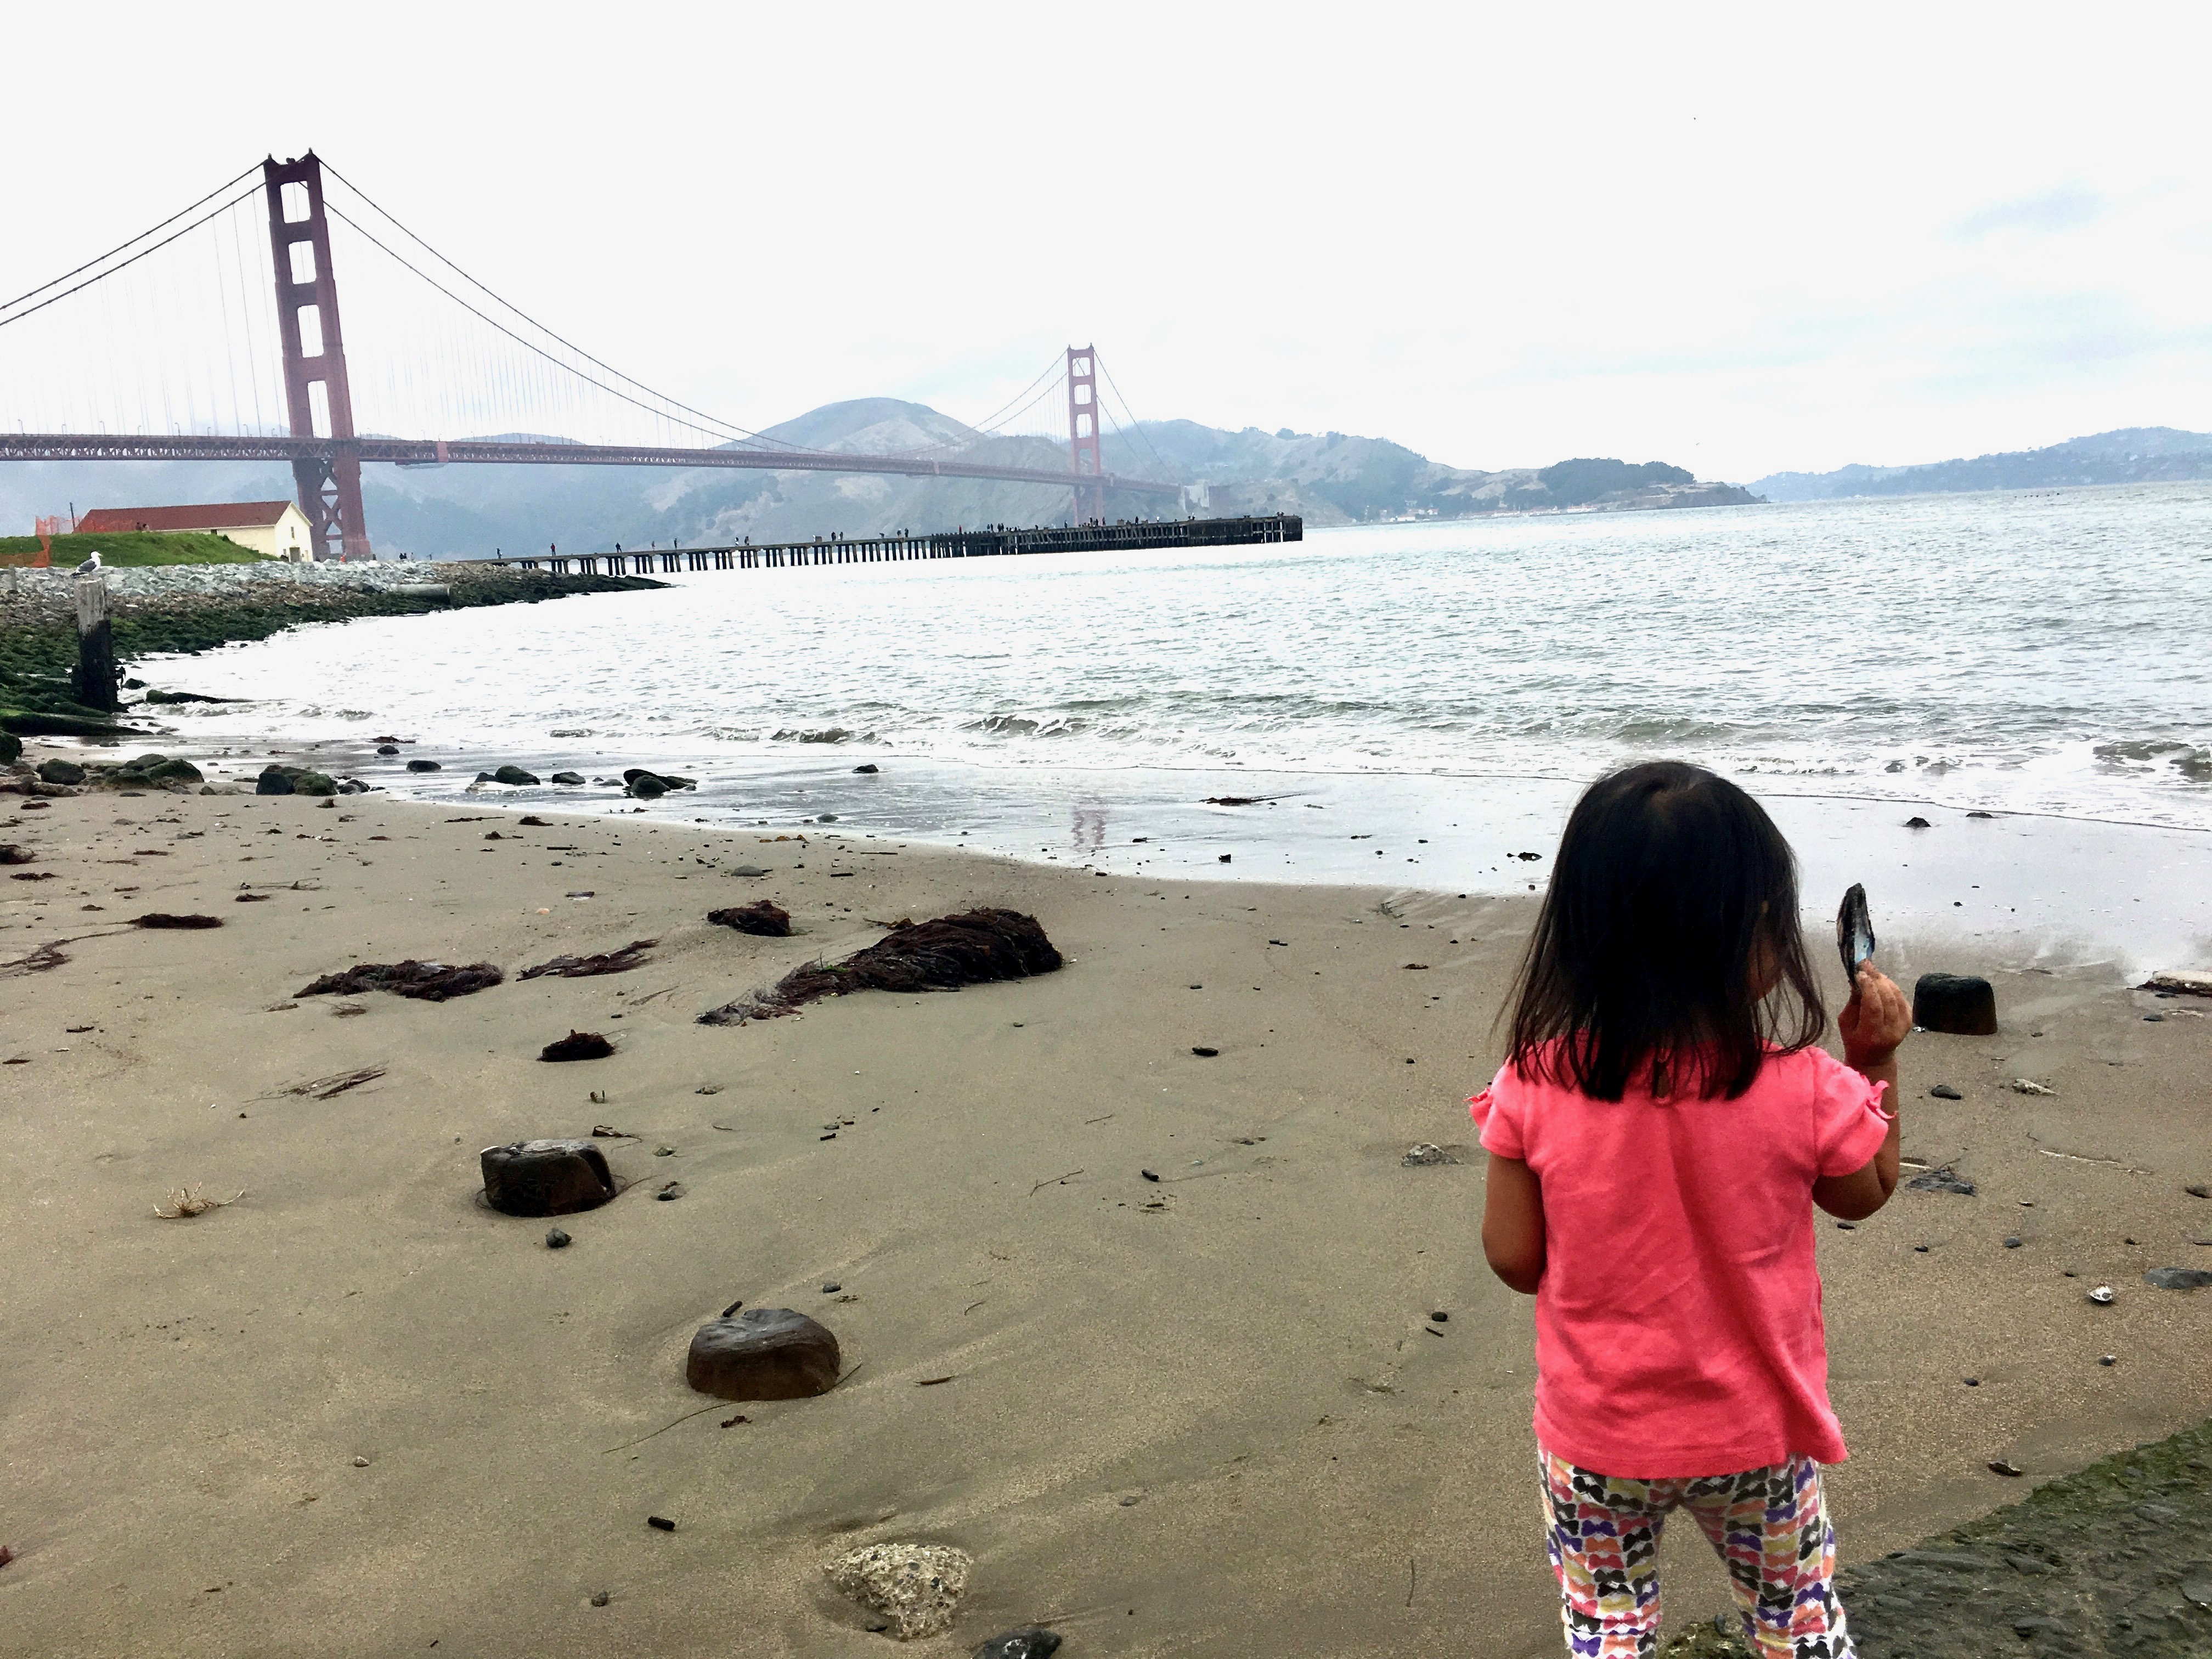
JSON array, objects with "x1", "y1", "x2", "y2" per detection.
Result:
[{"x1": 1504, "y1": 760, "x2": 1826, "y2": 1101}]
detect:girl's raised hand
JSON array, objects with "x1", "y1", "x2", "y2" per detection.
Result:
[{"x1": 1839, "y1": 962, "x2": 1911, "y2": 1066}]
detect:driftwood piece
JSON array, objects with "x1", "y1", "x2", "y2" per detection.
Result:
[{"x1": 699, "y1": 907, "x2": 1059, "y2": 1026}]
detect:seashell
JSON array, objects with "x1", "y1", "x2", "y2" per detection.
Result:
[
  {"x1": 2087, "y1": 1284, "x2": 2115, "y2": 1305},
  {"x1": 1836, "y1": 883, "x2": 1876, "y2": 985}
]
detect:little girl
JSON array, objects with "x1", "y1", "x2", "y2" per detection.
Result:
[{"x1": 1473, "y1": 760, "x2": 1912, "y2": 1659}]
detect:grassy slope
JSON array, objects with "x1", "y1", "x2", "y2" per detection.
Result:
[{"x1": 0, "y1": 531, "x2": 269, "y2": 567}]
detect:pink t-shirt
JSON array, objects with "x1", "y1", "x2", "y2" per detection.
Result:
[{"x1": 1472, "y1": 1043, "x2": 1890, "y2": 1478}]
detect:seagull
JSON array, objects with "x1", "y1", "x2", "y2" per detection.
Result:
[{"x1": 72, "y1": 550, "x2": 102, "y2": 574}]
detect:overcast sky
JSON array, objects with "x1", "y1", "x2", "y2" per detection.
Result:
[{"x1": 8, "y1": 3, "x2": 2208, "y2": 481}]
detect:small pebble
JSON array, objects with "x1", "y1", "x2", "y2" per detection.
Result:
[
  {"x1": 590, "y1": 1592, "x2": 610, "y2": 1607},
  {"x1": 1914, "y1": 1244, "x2": 1931, "y2": 1252},
  {"x1": 654, "y1": 1145, "x2": 676, "y2": 1156},
  {"x1": 2099, "y1": 1355, "x2": 2117, "y2": 1367},
  {"x1": 656, "y1": 1182, "x2": 684, "y2": 1201},
  {"x1": 1429, "y1": 1311, "x2": 1449, "y2": 1323},
  {"x1": 545, "y1": 1227, "x2": 572, "y2": 1249},
  {"x1": 1141, "y1": 1169, "x2": 1160, "y2": 1181},
  {"x1": 1988, "y1": 1459, "x2": 2023, "y2": 1477},
  {"x1": 1836, "y1": 1221, "x2": 1856, "y2": 1231},
  {"x1": 2004, "y1": 1236, "x2": 2023, "y2": 1248},
  {"x1": 1964, "y1": 1377, "x2": 1980, "y2": 1386},
  {"x1": 647, "y1": 1515, "x2": 675, "y2": 1532},
  {"x1": 1191, "y1": 1046, "x2": 1219, "y2": 1057},
  {"x1": 352, "y1": 1455, "x2": 370, "y2": 1467},
  {"x1": 1929, "y1": 1084, "x2": 1963, "y2": 1100},
  {"x1": 822, "y1": 1282, "x2": 841, "y2": 1294}
]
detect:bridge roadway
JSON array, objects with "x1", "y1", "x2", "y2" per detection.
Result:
[
  {"x1": 0, "y1": 432, "x2": 1183, "y2": 498},
  {"x1": 496, "y1": 514, "x2": 1302, "y2": 575}
]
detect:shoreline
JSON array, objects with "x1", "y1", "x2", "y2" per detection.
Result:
[
  {"x1": 3, "y1": 758, "x2": 2208, "y2": 1655},
  {"x1": 36, "y1": 714, "x2": 2212, "y2": 978},
  {"x1": 0, "y1": 560, "x2": 662, "y2": 729}
]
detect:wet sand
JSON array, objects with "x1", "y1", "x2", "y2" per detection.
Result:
[{"x1": 3, "y1": 766, "x2": 2209, "y2": 1656}]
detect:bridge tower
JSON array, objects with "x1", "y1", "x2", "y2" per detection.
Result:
[
  {"x1": 1066, "y1": 344, "x2": 1105, "y2": 524},
  {"x1": 262, "y1": 153, "x2": 371, "y2": 561}
]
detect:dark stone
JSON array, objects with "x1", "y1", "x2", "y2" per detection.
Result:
[
  {"x1": 298, "y1": 960, "x2": 503, "y2": 1001},
  {"x1": 0, "y1": 845, "x2": 31, "y2": 866},
  {"x1": 816, "y1": 812, "x2": 838, "y2": 823},
  {"x1": 132, "y1": 913, "x2": 223, "y2": 929},
  {"x1": 545, "y1": 1227, "x2": 571, "y2": 1248},
  {"x1": 109, "y1": 754, "x2": 202, "y2": 787},
  {"x1": 1906, "y1": 1165, "x2": 1977, "y2": 1195},
  {"x1": 540, "y1": 1030, "x2": 614, "y2": 1062},
  {"x1": 685, "y1": 1307, "x2": 840, "y2": 1400},
  {"x1": 550, "y1": 771, "x2": 585, "y2": 785},
  {"x1": 1931, "y1": 1084, "x2": 1964, "y2": 1099},
  {"x1": 1430, "y1": 1311, "x2": 1448, "y2": 1322},
  {"x1": 1218, "y1": 853, "x2": 1232, "y2": 862},
  {"x1": 0, "y1": 730, "x2": 18, "y2": 765},
  {"x1": 622, "y1": 768, "x2": 695, "y2": 799},
  {"x1": 853, "y1": 764, "x2": 879, "y2": 774},
  {"x1": 728, "y1": 865, "x2": 769, "y2": 878},
  {"x1": 707, "y1": 900, "x2": 792, "y2": 937},
  {"x1": 1141, "y1": 1169, "x2": 1161, "y2": 1182},
  {"x1": 1913, "y1": 973, "x2": 1999, "y2": 1035},
  {"x1": 2005, "y1": 1235, "x2": 2023, "y2": 1248},
  {"x1": 480, "y1": 1138, "x2": 616, "y2": 1216},
  {"x1": 1191, "y1": 1046, "x2": 1220, "y2": 1057},
  {"x1": 293, "y1": 771, "x2": 337, "y2": 797},
  {"x1": 376, "y1": 745, "x2": 399, "y2": 756},
  {"x1": 972, "y1": 1629, "x2": 1062, "y2": 1659},
  {"x1": 589, "y1": 1591, "x2": 610, "y2": 1606},
  {"x1": 492, "y1": 765, "x2": 539, "y2": 787},
  {"x1": 647, "y1": 1515, "x2": 675, "y2": 1531},
  {"x1": 821, "y1": 1282, "x2": 841, "y2": 1294},
  {"x1": 2143, "y1": 1267, "x2": 2212, "y2": 1290},
  {"x1": 36, "y1": 758, "x2": 86, "y2": 786},
  {"x1": 235, "y1": 893, "x2": 270, "y2": 902},
  {"x1": 405, "y1": 759, "x2": 442, "y2": 772},
  {"x1": 1905, "y1": 815, "x2": 1932, "y2": 828}
]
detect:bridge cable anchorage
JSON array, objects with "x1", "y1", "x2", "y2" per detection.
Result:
[
  {"x1": 0, "y1": 164, "x2": 259, "y2": 317},
  {"x1": 318, "y1": 162, "x2": 831, "y2": 456},
  {"x1": 0, "y1": 182, "x2": 264, "y2": 332}
]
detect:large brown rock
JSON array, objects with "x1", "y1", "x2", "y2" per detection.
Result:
[
  {"x1": 686, "y1": 1307, "x2": 840, "y2": 1400},
  {"x1": 481, "y1": 1138, "x2": 617, "y2": 1216}
]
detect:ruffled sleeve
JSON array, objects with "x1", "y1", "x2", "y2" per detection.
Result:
[
  {"x1": 1471, "y1": 1064, "x2": 1527, "y2": 1160},
  {"x1": 1809, "y1": 1047, "x2": 1892, "y2": 1177}
]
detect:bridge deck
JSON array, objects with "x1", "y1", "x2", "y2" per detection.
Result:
[{"x1": 491, "y1": 514, "x2": 1302, "y2": 575}]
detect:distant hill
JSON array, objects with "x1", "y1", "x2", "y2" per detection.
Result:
[
  {"x1": 0, "y1": 398, "x2": 1758, "y2": 558},
  {"x1": 1751, "y1": 426, "x2": 2212, "y2": 503},
  {"x1": 1108, "y1": 424, "x2": 1757, "y2": 524}
]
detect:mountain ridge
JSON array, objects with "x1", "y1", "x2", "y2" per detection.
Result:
[
  {"x1": 0, "y1": 397, "x2": 1759, "y2": 557},
  {"x1": 1751, "y1": 426, "x2": 2212, "y2": 501}
]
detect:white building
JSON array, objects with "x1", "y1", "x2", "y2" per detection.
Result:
[{"x1": 71, "y1": 500, "x2": 315, "y2": 561}]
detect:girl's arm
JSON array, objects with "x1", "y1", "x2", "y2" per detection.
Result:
[
  {"x1": 1482, "y1": 1153, "x2": 1547, "y2": 1294},
  {"x1": 1812, "y1": 962, "x2": 1912, "y2": 1221}
]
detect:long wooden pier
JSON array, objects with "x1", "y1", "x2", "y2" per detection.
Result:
[{"x1": 492, "y1": 513, "x2": 1302, "y2": 576}]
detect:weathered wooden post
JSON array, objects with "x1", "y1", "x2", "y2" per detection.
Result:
[{"x1": 72, "y1": 572, "x2": 120, "y2": 713}]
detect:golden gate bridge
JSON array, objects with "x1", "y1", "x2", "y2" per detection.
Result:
[{"x1": 0, "y1": 153, "x2": 1183, "y2": 561}]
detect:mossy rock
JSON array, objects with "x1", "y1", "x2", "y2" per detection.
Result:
[{"x1": 0, "y1": 730, "x2": 19, "y2": 765}]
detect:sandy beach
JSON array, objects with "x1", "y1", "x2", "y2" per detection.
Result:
[{"x1": 3, "y1": 755, "x2": 2209, "y2": 1657}]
